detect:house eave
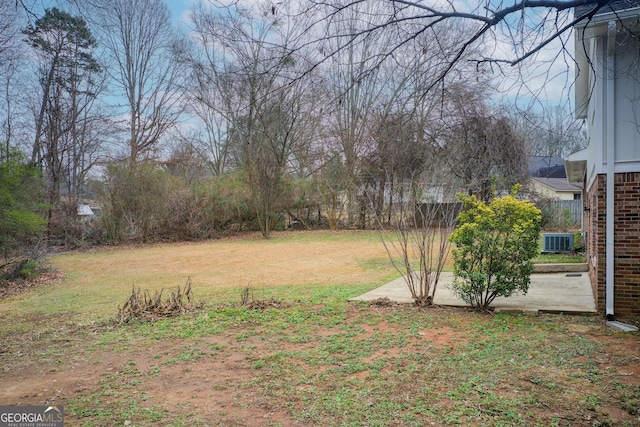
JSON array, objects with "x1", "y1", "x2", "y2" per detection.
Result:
[
  {"x1": 565, "y1": 149, "x2": 589, "y2": 183},
  {"x1": 574, "y1": 5, "x2": 640, "y2": 118}
]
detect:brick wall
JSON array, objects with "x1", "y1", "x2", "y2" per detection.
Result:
[
  {"x1": 586, "y1": 175, "x2": 604, "y2": 311},
  {"x1": 586, "y1": 173, "x2": 640, "y2": 316}
]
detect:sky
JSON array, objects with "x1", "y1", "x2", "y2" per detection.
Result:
[
  {"x1": 33, "y1": 0, "x2": 576, "y2": 111},
  {"x1": 494, "y1": 6, "x2": 577, "y2": 112},
  {"x1": 165, "y1": 0, "x2": 576, "y2": 110},
  {"x1": 166, "y1": 0, "x2": 195, "y2": 24}
]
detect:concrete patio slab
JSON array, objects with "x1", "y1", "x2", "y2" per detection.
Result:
[{"x1": 351, "y1": 271, "x2": 597, "y2": 314}]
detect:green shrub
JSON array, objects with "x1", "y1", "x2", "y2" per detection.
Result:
[
  {"x1": 0, "y1": 152, "x2": 46, "y2": 258},
  {"x1": 0, "y1": 258, "x2": 41, "y2": 281},
  {"x1": 193, "y1": 171, "x2": 255, "y2": 232},
  {"x1": 574, "y1": 232, "x2": 585, "y2": 252},
  {"x1": 449, "y1": 187, "x2": 542, "y2": 310},
  {"x1": 98, "y1": 162, "x2": 184, "y2": 243},
  {"x1": 18, "y1": 259, "x2": 40, "y2": 279}
]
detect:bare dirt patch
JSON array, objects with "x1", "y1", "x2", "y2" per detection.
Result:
[
  {"x1": 417, "y1": 325, "x2": 467, "y2": 349},
  {"x1": 2, "y1": 307, "x2": 640, "y2": 426},
  {"x1": 1, "y1": 328, "x2": 298, "y2": 426}
]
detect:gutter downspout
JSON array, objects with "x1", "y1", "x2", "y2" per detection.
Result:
[{"x1": 605, "y1": 21, "x2": 616, "y2": 319}]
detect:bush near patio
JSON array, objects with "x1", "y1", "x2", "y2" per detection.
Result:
[{"x1": 450, "y1": 186, "x2": 542, "y2": 310}]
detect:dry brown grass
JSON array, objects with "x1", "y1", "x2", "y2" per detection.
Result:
[
  {"x1": 55, "y1": 231, "x2": 391, "y2": 289},
  {"x1": 0, "y1": 231, "x2": 396, "y2": 326}
]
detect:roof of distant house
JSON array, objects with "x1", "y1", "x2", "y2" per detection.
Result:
[
  {"x1": 575, "y1": 1, "x2": 640, "y2": 20},
  {"x1": 528, "y1": 156, "x2": 566, "y2": 178},
  {"x1": 77, "y1": 204, "x2": 95, "y2": 216},
  {"x1": 531, "y1": 177, "x2": 583, "y2": 192}
]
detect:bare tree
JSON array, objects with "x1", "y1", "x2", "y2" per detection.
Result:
[
  {"x1": 0, "y1": 63, "x2": 21, "y2": 159},
  {"x1": 315, "y1": 0, "x2": 484, "y2": 227},
  {"x1": 87, "y1": 0, "x2": 185, "y2": 165},
  {"x1": 0, "y1": 1, "x2": 26, "y2": 159},
  {"x1": 188, "y1": 1, "x2": 318, "y2": 238},
  {"x1": 189, "y1": 2, "x2": 306, "y2": 167},
  {"x1": 376, "y1": 170, "x2": 459, "y2": 307},
  {"x1": 179, "y1": 83, "x2": 232, "y2": 177},
  {"x1": 430, "y1": 87, "x2": 528, "y2": 201},
  {"x1": 515, "y1": 104, "x2": 588, "y2": 158},
  {"x1": 306, "y1": 0, "x2": 615, "y2": 102},
  {"x1": 359, "y1": 112, "x2": 423, "y2": 225},
  {"x1": 319, "y1": 1, "x2": 390, "y2": 226},
  {"x1": 0, "y1": 1, "x2": 22, "y2": 59}
]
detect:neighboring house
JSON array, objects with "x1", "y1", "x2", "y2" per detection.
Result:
[
  {"x1": 530, "y1": 177, "x2": 582, "y2": 201},
  {"x1": 77, "y1": 203, "x2": 94, "y2": 218},
  {"x1": 529, "y1": 156, "x2": 567, "y2": 178},
  {"x1": 417, "y1": 184, "x2": 459, "y2": 203},
  {"x1": 77, "y1": 201, "x2": 101, "y2": 222},
  {"x1": 565, "y1": 1, "x2": 640, "y2": 317},
  {"x1": 528, "y1": 177, "x2": 583, "y2": 228}
]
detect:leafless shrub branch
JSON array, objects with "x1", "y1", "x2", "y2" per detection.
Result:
[
  {"x1": 238, "y1": 284, "x2": 290, "y2": 310},
  {"x1": 375, "y1": 175, "x2": 459, "y2": 307},
  {"x1": 116, "y1": 277, "x2": 202, "y2": 323}
]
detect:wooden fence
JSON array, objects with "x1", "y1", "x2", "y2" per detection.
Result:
[
  {"x1": 415, "y1": 199, "x2": 582, "y2": 230},
  {"x1": 517, "y1": 198, "x2": 583, "y2": 229}
]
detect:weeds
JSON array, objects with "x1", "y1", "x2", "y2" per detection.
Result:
[
  {"x1": 237, "y1": 284, "x2": 290, "y2": 310},
  {"x1": 116, "y1": 278, "x2": 202, "y2": 323}
]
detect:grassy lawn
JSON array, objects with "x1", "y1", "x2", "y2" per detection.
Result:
[
  {"x1": 534, "y1": 252, "x2": 586, "y2": 264},
  {"x1": 1, "y1": 231, "x2": 635, "y2": 427},
  {"x1": 2, "y1": 231, "x2": 395, "y2": 332}
]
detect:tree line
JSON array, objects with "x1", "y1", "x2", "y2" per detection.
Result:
[{"x1": 0, "y1": 0, "x2": 587, "y2": 258}]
